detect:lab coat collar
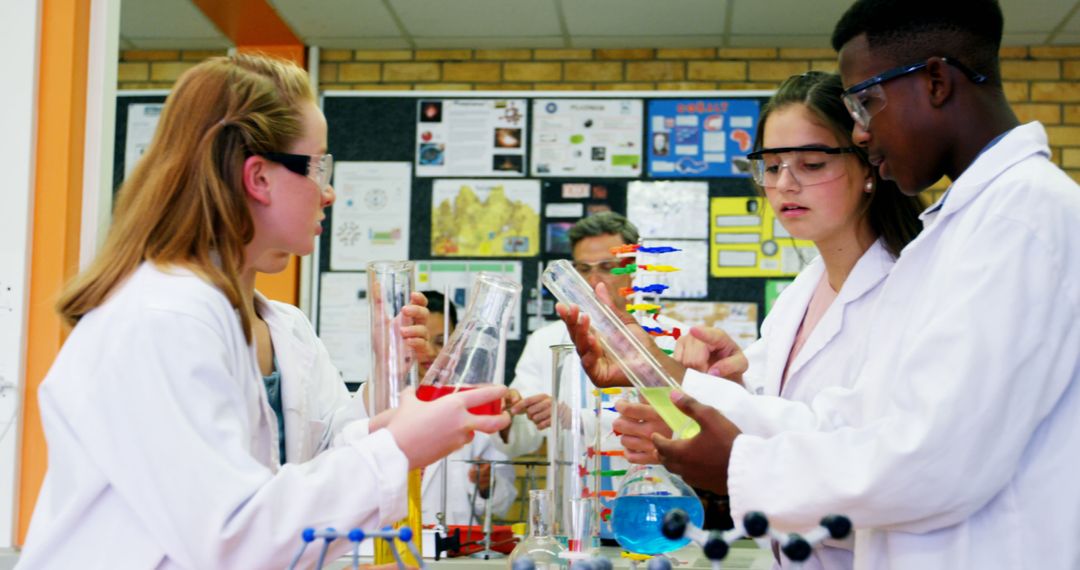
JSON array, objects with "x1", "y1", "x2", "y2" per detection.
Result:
[
  {"x1": 920, "y1": 122, "x2": 1049, "y2": 229},
  {"x1": 782, "y1": 239, "x2": 893, "y2": 388},
  {"x1": 255, "y1": 291, "x2": 318, "y2": 462},
  {"x1": 760, "y1": 257, "x2": 824, "y2": 395}
]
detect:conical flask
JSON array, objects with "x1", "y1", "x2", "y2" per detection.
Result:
[
  {"x1": 508, "y1": 490, "x2": 567, "y2": 569},
  {"x1": 418, "y1": 272, "x2": 521, "y2": 414},
  {"x1": 611, "y1": 464, "x2": 704, "y2": 555}
]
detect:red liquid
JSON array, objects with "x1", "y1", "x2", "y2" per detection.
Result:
[{"x1": 416, "y1": 384, "x2": 504, "y2": 415}]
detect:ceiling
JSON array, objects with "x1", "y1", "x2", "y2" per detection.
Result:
[{"x1": 120, "y1": 0, "x2": 1080, "y2": 51}]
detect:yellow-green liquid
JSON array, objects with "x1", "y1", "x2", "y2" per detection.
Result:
[{"x1": 639, "y1": 387, "x2": 701, "y2": 439}]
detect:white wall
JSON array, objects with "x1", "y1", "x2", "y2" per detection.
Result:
[{"x1": 0, "y1": 0, "x2": 42, "y2": 548}]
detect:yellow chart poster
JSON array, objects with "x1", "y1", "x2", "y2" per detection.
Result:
[
  {"x1": 431, "y1": 179, "x2": 540, "y2": 257},
  {"x1": 710, "y1": 197, "x2": 817, "y2": 277}
]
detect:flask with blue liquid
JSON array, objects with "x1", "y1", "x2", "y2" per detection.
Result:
[{"x1": 611, "y1": 464, "x2": 704, "y2": 555}]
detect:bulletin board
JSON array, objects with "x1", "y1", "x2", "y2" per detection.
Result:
[
  {"x1": 114, "y1": 90, "x2": 801, "y2": 388},
  {"x1": 314, "y1": 91, "x2": 795, "y2": 387}
]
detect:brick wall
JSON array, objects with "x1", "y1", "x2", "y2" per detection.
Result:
[{"x1": 119, "y1": 46, "x2": 1080, "y2": 184}]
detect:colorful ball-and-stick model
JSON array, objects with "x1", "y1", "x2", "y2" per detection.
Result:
[
  {"x1": 609, "y1": 243, "x2": 683, "y2": 352},
  {"x1": 287, "y1": 525, "x2": 426, "y2": 570},
  {"x1": 659, "y1": 509, "x2": 852, "y2": 569}
]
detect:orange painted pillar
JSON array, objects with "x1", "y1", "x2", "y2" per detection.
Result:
[
  {"x1": 19, "y1": 0, "x2": 91, "y2": 544},
  {"x1": 193, "y1": 0, "x2": 307, "y2": 305}
]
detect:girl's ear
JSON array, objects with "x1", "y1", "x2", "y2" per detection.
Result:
[{"x1": 243, "y1": 155, "x2": 272, "y2": 206}]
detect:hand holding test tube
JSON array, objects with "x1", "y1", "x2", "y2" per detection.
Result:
[{"x1": 543, "y1": 260, "x2": 697, "y2": 438}]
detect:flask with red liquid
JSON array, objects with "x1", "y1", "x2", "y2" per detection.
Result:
[{"x1": 417, "y1": 272, "x2": 521, "y2": 414}]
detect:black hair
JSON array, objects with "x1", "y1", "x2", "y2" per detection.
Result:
[
  {"x1": 567, "y1": 211, "x2": 639, "y2": 249},
  {"x1": 752, "y1": 71, "x2": 924, "y2": 258},
  {"x1": 420, "y1": 290, "x2": 458, "y2": 328},
  {"x1": 831, "y1": 0, "x2": 1004, "y2": 86}
]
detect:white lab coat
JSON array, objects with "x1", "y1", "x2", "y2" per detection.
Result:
[
  {"x1": 420, "y1": 434, "x2": 517, "y2": 526},
  {"x1": 495, "y1": 317, "x2": 681, "y2": 459},
  {"x1": 19, "y1": 264, "x2": 409, "y2": 569},
  {"x1": 689, "y1": 122, "x2": 1080, "y2": 569},
  {"x1": 257, "y1": 292, "x2": 370, "y2": 463},
  {"x1": 696, "y1": 240, "x2": 893, "y2": 570}
]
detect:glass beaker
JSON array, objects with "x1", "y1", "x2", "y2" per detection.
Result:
[
  {"x1": 418, "y1": 272, "x2": 521, "y2": 415},
  {"x1": 508, "y1": 490, "x2": 567, "y2": 569},
  {"x1": 366, "y1": 260, "x2": 417, "y2": 416},
  {"x1": 611, "y1": 464, "x2": 704, "y2": 555},
  {"x1": 541, "y1": 260, "x2": 699, "y2": 438},
  {"x1": 548, "y1": 345, "x2": 599, "y2": 556}
]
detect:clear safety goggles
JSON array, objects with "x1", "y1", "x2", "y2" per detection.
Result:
[
  {"x1": 842, "y1": 57, "x2": 988, "y2": 130},
  {"x1": 745, "y1": 146, "x2": 858, "y2": 188},
  {"x1": 572, "y1": 258, "x2": 624, "y2": 276},
  {"x1": 261, "y1": 152, "x2": 334, "y2": 191}
]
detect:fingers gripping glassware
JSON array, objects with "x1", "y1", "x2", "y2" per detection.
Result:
[
  {"x1": 541, "y1": 260, "x2": 699, "y2": 438},
  {"x1": 418, "y1": 272, "x2": 521, "y2": 414}
]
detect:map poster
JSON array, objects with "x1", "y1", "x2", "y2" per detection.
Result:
[{"x1": 431, "y1": 179, "x2": 540, "y2": 257}]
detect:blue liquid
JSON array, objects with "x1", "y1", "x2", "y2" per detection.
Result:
[{"x1": 611, "y1": 495, "x2": 704, "y2": 555}]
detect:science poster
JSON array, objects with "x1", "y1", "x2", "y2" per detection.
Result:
[
  {"x1": 646, "y1": 98, "x2": 759, "y2": 178},
  {"x1": 415, "y1": 99, "x2": 528, "y2": 177}
]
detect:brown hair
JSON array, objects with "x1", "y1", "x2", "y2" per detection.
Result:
[
  {"x1": 58, "y1": 53, "x2": 314, "y2": 341},
  {"x1": 752, "y1": 71, "x2": 923, "y2": 258}
]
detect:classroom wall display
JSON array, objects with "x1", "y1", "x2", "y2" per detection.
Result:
[
  {"x1": 531, "y1": 99, "x2": 643, "y2": 177},
  {"x1": 123, "y1": 102, "x2": 164, "y2": 178},
  {"x1": 330, "y1": 162, "x2": 411, "y2": 270},
  {"x1": 626, "y1": 180, "x2": 709, "y2": 239},
  {"x1": 415, "y1": 98, "x2": 527, "y2": 177},
  {"x1": 635, "y1": 239, "x2": 709, "y2": 299},
  {"x1": 430, "y1": 179, "x2": 540, "y2": 257},
  {"x1": 646, "y1": 98, "x2": 760, "y2": 178},
  {"x1": 662, "y1": 300, "x2": 759, "y2": 349},
  {"x1": 710, "y1": 197, "x2": 818, "y2": 277},
  {"x1": 317, "y1": 272, "x2": 370, "y2": 383}
]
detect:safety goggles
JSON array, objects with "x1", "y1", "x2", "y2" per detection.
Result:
[
  {"x1": 261, "y1": 152, "x2": 334, "y2": 191},
  {"x1": 572, "y1": 258, "x2": 624, "y2": 276},
  {"x1": 842, "y1": 57, "x2": 988, "y2": 130},
  {"x1": 745, "y1": 146, "x2": 859, "y2": 188}
]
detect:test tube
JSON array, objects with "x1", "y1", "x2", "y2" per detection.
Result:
[{"x1": 541, "y1": 259, "x2": 698, "y2": 438}]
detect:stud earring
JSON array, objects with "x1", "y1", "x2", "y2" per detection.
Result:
[{"x1": 864, "y1": 181, "x2": 873, "y2": 191}]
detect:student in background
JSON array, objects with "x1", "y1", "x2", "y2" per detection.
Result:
[
  {"x1": 612, "y1": 70, "x2": 923, "y2": 569},
  {"x1": 18, "y1": 53, "x2": 507, "y2": 569},
  {"x1": 419, "y1": 291, "x2": 516, "y2": 525}
]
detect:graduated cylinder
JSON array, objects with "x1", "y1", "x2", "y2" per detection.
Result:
[
  {"x1": 366, "y1": 260, "x2": 422, "y2": 565},
  {"x1": 547, "y1": 345, "x2": 599, "y2": 558}
]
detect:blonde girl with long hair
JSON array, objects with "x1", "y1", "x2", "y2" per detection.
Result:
[{"x1": 19, "y1": 53, "x2": 507, "y2": 568}]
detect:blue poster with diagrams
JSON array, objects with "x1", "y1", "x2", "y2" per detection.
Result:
[{"x1": 646, "y1": 98, "x2": 760, "y2": 178}]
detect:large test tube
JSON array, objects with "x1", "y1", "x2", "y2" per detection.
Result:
[
  {"x1": 541, "y1": 259, "x2": 699, "y2": 438},
  {"x1": 366, "y1": 260, "x2": 423, "y2": 565},
  {"x1": 548, "y1": 345, "x2": 598, "y2": 557}
]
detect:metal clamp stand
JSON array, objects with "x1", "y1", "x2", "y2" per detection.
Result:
[{"x1": 469, "y1": 458, "x2": 505, "y2": 559}]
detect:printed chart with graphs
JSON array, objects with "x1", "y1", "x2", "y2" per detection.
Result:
[{"x1": 710, "y1": 197, "x2": 818, "y2": 277}]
